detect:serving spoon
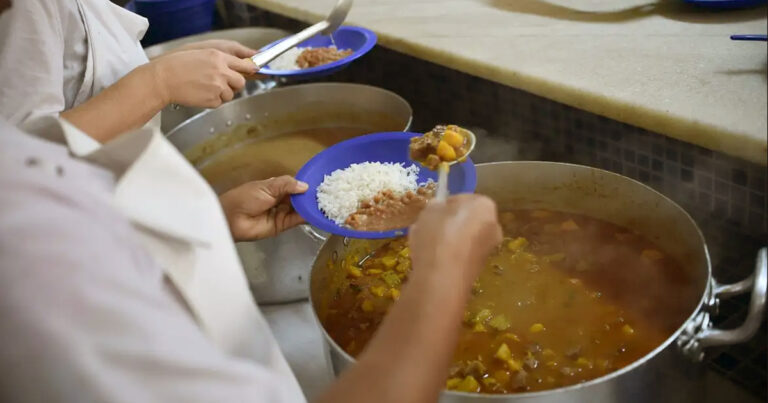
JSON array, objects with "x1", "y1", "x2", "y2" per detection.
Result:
[
  {"x1": 355, "y1": 128, "x2": 477, "y2": 266},
  {"x1": 250, "y1": 0, "x2": 353, "y2": 69},
  {"x1": 434, "y1": 127, "x2": 477, "y2": 202}
]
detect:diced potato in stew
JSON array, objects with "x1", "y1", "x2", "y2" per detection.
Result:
[
  {"x1": 409, "y1": 124, "x2": 471, "y2": 170},
  {"x1": 319, "y1": 209, "x2": 697, "y2": 394}
]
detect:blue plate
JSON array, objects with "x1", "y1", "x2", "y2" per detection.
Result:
[
  {"x1": 291, "y1": 132, "x2": 477, "y2": 239},
  {"x1": 258, "y1": 26, "x2": 377, "y2": 79},
  {"x1": 684, "y1": 0, "x2": 766, "y2": 8}
]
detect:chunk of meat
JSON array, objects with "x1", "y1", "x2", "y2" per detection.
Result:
[
  {"x1": 465, "y1": 360, "x2": 487, "y2": 378},
  {"x1": 409, "y1": 124, "x2": 469, "y2": 170},
  {"x1": 409, "y1": 125, "x2": 444, "y2": 164}
]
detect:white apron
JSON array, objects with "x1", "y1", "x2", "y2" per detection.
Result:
[
  {"x1": 59, "y1": 4, "x2": 278, "y2": 362},
  {"x1": 73, "y1": 0, "x2": 161, "y2": 137},
  {"x1": 72, "y1": 1, "x2": 145, "y2": 101},
  {"x1": 22, "y1": 116, "x2": 306, "y2": 401},
  {"x1": 0, "y1": 0, "x2": 160, "y2": 135},
  {"x1": 83, "y1": 119, "x2": 294, "y2": 362}
]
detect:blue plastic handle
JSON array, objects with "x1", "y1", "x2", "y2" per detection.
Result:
[
  {"x1": 730, "y1": 34, "x2": 768, "y2": 41},
  {"x1": 685, "y1": 0, "x2": 767, "y2": 8}
]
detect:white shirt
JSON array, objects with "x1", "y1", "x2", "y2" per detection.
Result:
[
  {"x1": 0, "y1": 119, "x2": 306, "y2": 403},
  {"x1": 0, "y1": 0, "x2": 157, "y2": 132}
]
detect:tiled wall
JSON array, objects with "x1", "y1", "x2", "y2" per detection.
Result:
[{"x1": 235, "y1": 6, "x2": 767, "y2": 399}]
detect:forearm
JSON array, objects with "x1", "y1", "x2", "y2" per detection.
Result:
[
  {"x1": 316, "y1": 269, "x2": 470, "y2": 403},
  {"x1": 60, "y1": 64, "x2": 167, "y2": 143}
]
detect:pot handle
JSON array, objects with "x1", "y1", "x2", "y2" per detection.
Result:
[
  {"x1": 301, "y1": 224, "x2": 329, "y2": 243},
  {"x1": 679, "y1": 247, "x2": 767, "y2": 361}
]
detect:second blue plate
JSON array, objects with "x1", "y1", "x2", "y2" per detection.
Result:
[{"x1": 258, "y1": 26, "x2": 377, "y2": 79}]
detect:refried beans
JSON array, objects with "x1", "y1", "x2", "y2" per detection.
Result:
[
  {"x1": 296, "y1": 47, "x2": 353, "y2": 69},
  {"x1": 345, "y1": 183, "x2": 436, "y2": 231}
]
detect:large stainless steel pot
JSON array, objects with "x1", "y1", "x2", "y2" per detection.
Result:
[
  {"x1": 167, "y1": 83, "x2": 412, "y2": 303},
  {"x1": 143, "y1": 27, "x2": 292, "y2": 133},
  {"x1": 309, "y1": 161, "x2": 767, "y2": 402}
]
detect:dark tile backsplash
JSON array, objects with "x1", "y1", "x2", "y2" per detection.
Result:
[{"x1": 236, "y1": 6, "x2": 767, "y2": 399}]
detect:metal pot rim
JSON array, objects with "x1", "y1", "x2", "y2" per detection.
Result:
[
  {"x1": 165, "y1": 82, "x2": 414, "y2": 140},
  {"x1": 308, "y1": 160, "x2": 714, "y2": 398}
]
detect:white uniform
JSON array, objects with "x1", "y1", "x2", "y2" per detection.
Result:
[
  {"x1": 0, "y1": 118, "x2": 306, "y2": 402},
  {"x1": 0, "y1": 0, "x2": 159, "y2": 132}
]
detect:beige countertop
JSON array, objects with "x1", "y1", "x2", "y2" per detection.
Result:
[{"x1": 243, "y1": 0, "x2": 767, "y2": 165}]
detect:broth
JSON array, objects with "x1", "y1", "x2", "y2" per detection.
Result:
[
  {"x1": 192, "y1": 126, "x2": 380, "y2": 193},
  {"x1": 319, "y1": 209, "x2": 698, "y2": 394}
]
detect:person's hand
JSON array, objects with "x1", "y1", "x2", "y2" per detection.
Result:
[
  {"x1": 165, "y1": 40, "x2": 267, "y2": 80},
  {"x1": 150, "y1": 49, "x2": 257, "y2": 108},
  {"x1": 176, "y1": 39, "x2": 258, "y2": 58},
  {"x1": 218, "y1": 176, "x2": 309, "y2": 241},
  {"x1": 408, "y1": 194, "x2": 503, "y2": 287}
]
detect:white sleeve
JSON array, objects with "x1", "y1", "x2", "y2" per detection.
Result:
[
  {"x1": 0, "y1": 141, "x2": 305, "y2": 403},
  {"x1": 0, "y1": 0, "x2": 67, "y2": 128}
]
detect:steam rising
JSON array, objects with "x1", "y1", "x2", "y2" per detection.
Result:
[{"x1": 464, "y1": 126, "x2": 544, "y2": 163}]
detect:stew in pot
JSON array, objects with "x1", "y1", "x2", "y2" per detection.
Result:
[{"x1": 319, "y1": 208, "x2": 697, "y2": 394}]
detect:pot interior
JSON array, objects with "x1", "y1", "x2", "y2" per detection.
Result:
[
  {"x1": 310, "y1": 161, "x2": 709, "y2": 394},
  {"x1": 168, "y1": 83, "x2": 412, "y2": 194}
]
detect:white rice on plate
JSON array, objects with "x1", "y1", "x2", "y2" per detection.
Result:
[
  {"x1": 267, "y1": 47, "x2": 305, "y2": 71},
  {"x1": 267, "y1": 45, "x2": 353, "y2": 71},
  {"x1": 317, "y1": 162, "x2": 421, "y2": 225}
]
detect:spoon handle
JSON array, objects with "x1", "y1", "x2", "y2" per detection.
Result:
[
  {"x1": 730, "y1": 34, "x2": 767, "y2": 41},
  {"x1": 435, "y1": 163, "x2": 450, "y2": 202},
  {"x1": 251, "y1": 20, "x2": 331, "y2": 68}
]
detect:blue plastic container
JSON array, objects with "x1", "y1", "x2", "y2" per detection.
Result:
[
  {"x1": 291, "y1": 132, "x2": 477, "y2": 239},
  {"x1": 684, "y1": 0, "x2": 767, "y2": 8},
  {"x1": 127, "y1": 0, "x2": 216, "y2": 46}
]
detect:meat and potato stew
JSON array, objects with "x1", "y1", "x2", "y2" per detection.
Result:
[
  {"x1": 409, "y1": 124, "x2": 470, "y2": 170},
  {"x1": 319, "y1": 209, "x2": 697, "y2": 394}
]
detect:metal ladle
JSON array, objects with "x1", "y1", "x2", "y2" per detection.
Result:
[
  {"x1": 250, "y1": 0, "x2": 353, "y2": 68},
  {"x1": 434, "y1": 127, "x2": 476, "y2": 202},
  {"x1": 356, "y1": 128, "x2": 476, "y2": 266}
]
